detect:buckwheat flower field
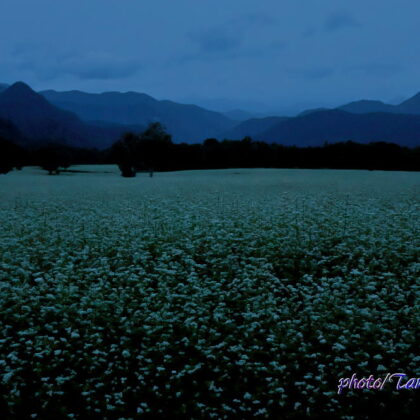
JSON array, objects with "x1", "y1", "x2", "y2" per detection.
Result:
[{"x1": 0, "y1": 166, "x2": 418, "y2": 419}]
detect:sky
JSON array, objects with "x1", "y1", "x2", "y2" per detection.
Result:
[{"x1": 1, "y1": 0, "x2": 420, "y2": 114}]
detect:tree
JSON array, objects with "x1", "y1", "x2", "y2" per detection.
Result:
[
  {"x1": 136, "y1": 122, "x2": 172, "y2": 173},
  {"x1": 0, "y1": 137, "x2": 26, "y2": 174},
  {"x1": 35, "y1": 145, "x2": 72, "y2": 175},
  {"x1": 111, "y1": 132, "x2": 139, "y2": 177},
  {"x1": 111, "y1": 122, "x2": 173, "y2": 177}
]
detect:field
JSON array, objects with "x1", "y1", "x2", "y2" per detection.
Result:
[{"x1": 0, "y1": 166, "x2": 419, "y2": 419}]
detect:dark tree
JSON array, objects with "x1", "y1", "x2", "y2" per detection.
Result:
[
  {"x1": 136, "y1": 122, "x2": 173, "y2": 173},
  {"x1": 108, "y1": 128, "x2": 419, "y2": 173},
  {"x1": 35, "y1": 145, "x2": 72, "y2": 175},
  {"x1": 110, "y1": 132, "x2": 139, "y2": 177},
  {"x1": 0, "y1": 137, "x2": 26, "y2": 174},
  {"x1": 111, "y1": 122, "x2": 173, "y2": 177}
]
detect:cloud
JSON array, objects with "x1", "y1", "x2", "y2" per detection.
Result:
[
  {"x1": 188, "y1": 12, "x2": 279, "y2": 55},
  {"x1": 227, "y1": 12, "x2": 278, "y2": 28},
  {"x1": 189, "y1": 28, "x2": 242, "y2": 54},
  {"x1": 172, "y1": 40, "x2": 285, "y2": 66},
  {"x1": 10, "y1": 42, "x2": 37, "y2": 57},
  {"x1": 60, "y1": 52, "x2": 141, "y2": 80},
  {"x1": 324, "y1": 11, "x2": 361, "y2": 32},
  {"x1": 182, "y1": 12, "x2": 282, "y2": 63},
  {"x1": 302, "y1": 26, "x2": 317, "y2": 38},
  {"x1": 288, "y1": 67, "x2": 334, "y2": 80},
  {"x1": 345, "y1": 63, "x2": 402, "y2": 78},
  {"x1": 7, "y1": 47, "x2": 141, "y2": 81}
]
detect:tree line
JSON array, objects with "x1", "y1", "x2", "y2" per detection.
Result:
[{"x1": 1, "y1": 122, "x2": 419, "y2": 176}]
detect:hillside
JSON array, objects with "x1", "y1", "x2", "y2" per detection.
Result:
[
  {"x1": 338, "y1": 100, "x2": 398, "y2": 114},
  {"x1": 41, "y1": 89, "x2": 236, "y2": 143},
  {"x1": 0, "y1": 82, "x2": 139, "y2": 149},
  {"x1": 222, "y1": 116, "x2": 289, "y2": 140},
  {"x1": 399, "y1": 92, "x2": 420, "y2": 114},
  {"x1": 299, "y1": 91, "x2": 420, "y2": 117},
  {"x1": 2, "y1": 81, "x2": 420, "y2": 149},
  {"x1": 0, "y1": 118, "x2": 24, "y2": 144},
  {"x1": 223, "y1": 90, "x2": 420, "y2": 145},
  {"x1": 256, "y1": 109, "x2": 420, "y2": 147}
]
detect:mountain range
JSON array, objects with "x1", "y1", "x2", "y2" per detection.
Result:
[
  {"x1": 0, "y1": 81, "x2": 420, "y2": 149},
  {"x1": 0, "y1": 82, "x2": 145, "y2": 149},
  {"x1": 220, "y1": 93, "x2": 420, "y2": 147},
  {"x1": 254, "y1": 110, "x2": 420, "y2": 148},
  {"x1": 40, "y1": 89, "x2": 236, "y2": 143},
  {"x1": 223, "y1": 116, "x2": 290, "y2": 140},
  {"x1": 300, "y1": 93, "x2": 420, "y2": 116}
]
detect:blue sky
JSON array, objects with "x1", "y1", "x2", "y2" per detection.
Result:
[{"x1": 1, "y1": 0, "x2": 419, "y2": 113}]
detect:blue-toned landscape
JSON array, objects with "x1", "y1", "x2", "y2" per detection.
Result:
[{"x1": 0, "y1": 1, "x2": 419, "y2": 419}]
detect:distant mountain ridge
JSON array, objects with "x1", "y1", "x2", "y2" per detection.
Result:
[
  {"x1": 399, "y1": 92, "x2": 420, "y2": 114},
  {"x1": 223, "y1": 91, "x2": 420, "y2": 147},
  {"x1": 300, "y1": 92, "x2": 420, "y2": 116},
  {"x1": 222, "y1": 109, "x2": 256, "y2": 121},
  {"x1": 255, "y1": 109, "x2": 420, "y2": 147},
  {"x1": 338, "y1": 100, "x2": 397, "y2": 114},
  {"x1": 0, "y1": 82, "x2": 142, "y2": 149},
  {"x1": 222, "y1": 116, "x2": 289, "y2": 140},
  {"x1": 0, "y1": 117, "x2": 24, "y2": 144},
  {"x1": 40, "y1": 89, "x2": 236, "y2": 142},
  {"x1": 1, "y1": 80, "x2": 420, "y2": 148}
]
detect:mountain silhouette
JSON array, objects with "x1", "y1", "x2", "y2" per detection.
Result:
[
  {"x1": 298, "y1": 107, "x2": 329, "y2": 117},
  {"x1": 0, "y1": 118, "x2": 24, "y2": 144},
  {"x1": 338, "y1": 100, "x2": 397, "y2": 114},
  {"x1": 0, "y1": 82, "x2": 141, "y2": 149},
  {"x1": 398, "y1": 92, "x2": 420, "y2": 114},
  {"x1": 254, "y1": 109, "x2": 420, "y2": 147},
  {"x1": 2, "y1": 81, "x2": 420, "y2": 149},
  {"x1": 227, "y1": 91, "x2": 420, "y2": 146},
  {"x1": 299, "y1": 92, "x2": 420, "y2": 117},
  {"x1": 40, "y1": 89, "x2": 236, "y2": 142},
  {"x1": 222, "y1": 116, "x2": 289, "y2": 139},
  {"x1": 222, "y1": 109, "x2": 260, "y2": 121}
]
